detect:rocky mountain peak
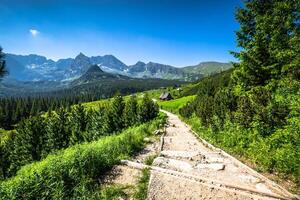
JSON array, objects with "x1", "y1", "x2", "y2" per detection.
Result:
[
  {"x1": 135, "y1": 61, "x2": 146, "y2": 66},
  {"x1": 75, "y1": 52, "x2": 88, "y2": 60}
]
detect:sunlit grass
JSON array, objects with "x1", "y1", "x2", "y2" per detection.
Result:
[
  {"x1": 0, "y1": 115, "x2": 166, "y2": 199},
  {"x1": 158, "y1": 95, "x2": 195, "y2": 114}
]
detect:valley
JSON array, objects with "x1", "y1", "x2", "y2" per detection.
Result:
[
  {"x1": 1, "y1": 53, "x2": 231, "y2": 98},
  {"x1": 0, "y1": 0, "x2": 299, "y2": 199}
]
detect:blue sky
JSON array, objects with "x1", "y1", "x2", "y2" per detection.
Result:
[{"x1": 0, "y1": 0, "x2": 242, "y2": 66}]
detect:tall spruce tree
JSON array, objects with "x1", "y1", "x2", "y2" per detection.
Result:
[
  {"x1": 70, "y1": 104, "x2": 87, "y2": 144},
  {"x1": 86, "y1": 106, "x2": 106, "y2": 140},
  {"x1": 45, "y1": 108, "x2": 71, "y2": 152},
  {"x1": 12, "y1": 116, "x2": 47, "y2": 173},
  {"x1": 232, "y1": 0, "x2": 300, "y2": 89},
  {"x1": 108, "y1": 93, "x2": 125, "y2": 132},
  {"x1": 0, "y1": 130, "x2": 15, "y2": 180},
  {"x1": 138, "y1": 93, "x2": 159, "y2": 123},
  {"x1": 124, "y1": 95, "x2": 139, "y2": 127}
]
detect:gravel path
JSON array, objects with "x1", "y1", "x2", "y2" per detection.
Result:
[{"x1": 146, "y1": 110, "x2": 297, "y2": 200}]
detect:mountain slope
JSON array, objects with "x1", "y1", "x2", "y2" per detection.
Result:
[
  {"x1": 5, "y1": 54, "x2": 60, "y2": 81},
  {"x1": 66, "y1": 52, "x2": 91, "y2": 78},
  {"x1": 71, "y1": 65, "x2": 128, "y2": 85},
  {"x1": 90, "y1": 55, "x2": 127, "y2": 71},
  {"x1": 182, "y1": 62, "x2": 232, "y2": 76},
  {"x1": 128, "y1": 61, "x2": 202, "y2": 80},
  {"x1": 128, "y1": 62, "x2": 184, "y2": 78}
]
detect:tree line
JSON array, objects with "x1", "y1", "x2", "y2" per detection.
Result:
[
  {"x1": 0, "y1": 97, "x2": 83, "y2": 130},
  {"x1": 0, "y1": 93, "x2": 159, "y2": 180}
]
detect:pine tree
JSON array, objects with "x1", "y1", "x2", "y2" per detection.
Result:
[
  {"x1": 86, "y1": 106, "x2": 106, "y2": 140},
  {"x1": 45, "y1": 108, "x2": 71, "y2": 153},
  {"x1": 138, "y1": 93, "x2": 159, "y2": 123},
  {"x1": 0, "y1": 130, "x2": 16, "y2": 179},
  {"x1": 108, "y1": 93, "x2": 125, "y2": 132},
  {"x1": 12, "y1": 116, "x2": 47, "y2": 173},
  {"x1": 232, "y1": 0, "x2": 300, "y2": 89},
  {"x1": 70, "y1": 104, "x2": 87, "y2": 144},
  {"x1": 275, "y1": 0, "x2": 300, "y2": 80},
  {"x1": 124, "y1": 95, "x2": 139, "y2": 127}
]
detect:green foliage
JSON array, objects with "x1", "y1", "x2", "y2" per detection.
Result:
[
  {"x1": 124, "y1": 95, "x2": 139, "y2": 127},
  {"x1": 106, "y1": 94, "x2": 125, "y2": 132},
  {"x1": 11, "y1": 116, "x2": 48, "y2": 174},
  {"x1": 138, "y1": 93, "x2": 159, "y2": 123},
  {"x1": 158, "y1": 95, "x2": 195, "y2": 114},
  {"x1": 0, "y1": 96, "x2": 79, "y2": 130},
  {"x1": 134, "y1": 168, "x2": 150, "y2": 200},
  {"x1": 232, "y1": 0, "x2": 300, "y2": 88},
  {"x1": 181, "y1": 69, "x2": 233, "y2": 97},
  {"x1": 144, "y1": 154, "x2": 157, "y2": 166},
  {"x1": 70, "y1": 104, "x2": 88, "y2": 144},
  {"x1": 0, "y1": 116, "x2": 165, "y2": 199},
  {"x1": 85, "y1": 106, "x2": 107, "y2": 141},
  {"x1": 45, "y1": 108, "x2": 71, "y2": 152},
  {"x1": 99, "y1": 185, "x2": 128, "y2": 200},
  {"x1": 0, "y1": 130, "x2": 15, "y2": 179},
  {"x1": 195, "y1": 95, "x2": 214, "y2": 126},
  {"x1": 0, "y1": 93, "x2": 160, "y2": 181}
]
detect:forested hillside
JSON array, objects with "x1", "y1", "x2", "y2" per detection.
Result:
[
  {"x1": 0, "y1": 93, "x2": 159, "y2": 180},
  {"x1": 174, "y1": 0, "x2": 300, "y2": 191},
  {"x1": 0, "y1": 65, "x2": 182, "y2": 130}
]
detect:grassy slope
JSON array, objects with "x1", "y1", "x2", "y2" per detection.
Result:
[
  {"x1": 0, "y1": 114, "x2": 166, "y2": 199},
  {"x1": 83, "y1": 89, "x2": 166, "y2": 110},
  {"x1": 158, "y1": 95, "x2": 195, "y2": 114}
]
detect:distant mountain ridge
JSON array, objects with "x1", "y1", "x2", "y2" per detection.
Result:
[
  {"x1": 182, "y1": 61, "x2": 233, "y2": 75},
  {"x1": 71, "y1": 64, "x2": 129, "y2": 86},
  {"x1": 128, "y1": 61, "x2": 190, "y2": 80},
  {"x1": 4, "y1": 53, "x2": 232, "y2": 82}
]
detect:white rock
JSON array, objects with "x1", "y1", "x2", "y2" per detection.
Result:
[
  {"x1": 153, "y1": 157, "x2": 193, "y2": 172},
  {"x1": 255, "y1": 183, "x2": 272, "y2": 194},
  {"x1": 196, "y1": 163, "x2": 225, "y2": 171},
  {"x1": 161, "y1": 150, "x2": 200, "y2": 158}
]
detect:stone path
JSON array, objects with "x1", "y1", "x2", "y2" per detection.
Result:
[{"x1": 122, "y1": 110, "x2": 298, "y2": 200}]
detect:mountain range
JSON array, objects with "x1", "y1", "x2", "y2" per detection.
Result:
[
  {"x1": 0, "y1": 64, "x2": 185, "y2": 98},
  {"x1": 4, "y1": 53, "x2": 232, "y2": 82}
]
